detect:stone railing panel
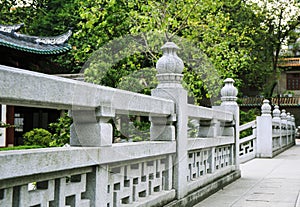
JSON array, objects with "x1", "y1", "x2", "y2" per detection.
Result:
[
  {"x1": 188, "y1": 149, "x2": 211, "y2": 180},
  {"x1": 239, "y1": 120, "x2": 257, "y2": 163},
  {"x1": 105, "y1": 155, "x2": 175, "y2": 207},
  {"x1": 1, "y1": 167, "x2": 92, "y2": 207}
]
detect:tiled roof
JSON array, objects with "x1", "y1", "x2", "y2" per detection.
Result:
[{"x1": 0, "y1": 24, "x2": 72, "y2": 55}]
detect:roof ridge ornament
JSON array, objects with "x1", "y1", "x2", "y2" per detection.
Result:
[
  {"x1": 35, "y1": 30, "x2": 72, "y2": 45},
  {"x1": 0, "y1": 23, "x2": 72, "y2": 54},
  {"x1": 0, "y1": 23, "x2": 24, "y2": 33}
]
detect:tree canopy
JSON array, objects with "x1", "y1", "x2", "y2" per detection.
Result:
[{"x1": 1, "y1": 0, "x2": 300, "y2": 102}]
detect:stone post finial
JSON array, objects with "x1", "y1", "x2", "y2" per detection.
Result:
[
  {"x1": 273, "y1": 105, "x2": 280, "y2": 120},
  {"x1": 156, "y1": 42, "x2": 184, "y2": 88},
  {"x1": 261, "y1": 99, "x2": 271, "y2": 116},
  {"x1": 220, "y1": 78, "x2": 238, "y2": 106},
  {"x1": 272, "y1": 105, "x2": 281, "y2": 121},
  {"x1": 281, "y1": 109, "x2": 287, "y2": 121},
  {"x1": 287, "y1": 112, "x2": 291, "y2": 122},
  {"x1": 291, "y1": 114, "x2": 295, "y2": 123}
]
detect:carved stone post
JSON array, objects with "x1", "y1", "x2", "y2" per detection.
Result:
[
  {"x1": 256, "y1": 100, "x2": 273, "y2": 158},
  {"x1": 273, "y1": 105, "x2": 281, "y2": 146},
  {"x1": 219, "y1": 78, "x2": 240, "y2": 169},
  {"x1": 272, "y1": 105, "x2": 281, "y2": 122},
  {"x1": 287, "y1": 112, "x2": 292, "y2": 144},
  {"x1": 291, "y1": 114, "x2": 296, "y2": 142},
  {"x1": 151, "y1": 42, "x2": 188, "y2": 199},
  {"x1": 280, "y1": 109, "x2": 288, "y2": 146}
]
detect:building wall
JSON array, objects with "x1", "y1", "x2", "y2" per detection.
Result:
[{"x1": 277, "y1": 71, "x2": 300, "y2": 96}]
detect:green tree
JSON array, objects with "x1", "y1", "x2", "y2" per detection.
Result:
[
  {"x1": 247, "y1": 0, "x2": 300, "y2": 97},
  {"x1": 2, "y1": 0, "x2": 299, "y2": 100}
]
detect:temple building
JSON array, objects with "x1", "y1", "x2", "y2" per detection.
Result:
[{"x1": 0, "y1": 23, "x2": 72, "y2": 147}]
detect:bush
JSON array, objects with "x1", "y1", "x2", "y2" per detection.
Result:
[
  {"x1": 23, "y1": 128, "x2": 53, "y2": 147},
  {"x1": 48, "y1": 114, "x2": 72, "y2": 147}
]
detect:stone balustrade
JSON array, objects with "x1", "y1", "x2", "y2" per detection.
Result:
[
  {"x1": 239, "y1": 100, "x2": 296, "y2": 163},
  {"x1": 0, "y1": 42, "x2": 241, "y2": 207}
]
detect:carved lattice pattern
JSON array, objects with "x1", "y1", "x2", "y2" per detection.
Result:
[
  {"x1": 59, "y1": 174, "x2": 90, "y2": 207},
  {"x1": 215, "y1": 145, "x2": 232, "y2": 170},
  {"x1": 239, "y1": 140, "x2": 255, "y2": 157},
  {"x1": 107, "y1": 156, "x2": 171, "y2": 207},
  {"x1": 3, "y1": 171, "x2": 91, "y2": 207},
  {"x1": 19, "y1": 180, "x2": 55, "y2": 207},
  {"x1": 187, "y1": 149, "x2": 210, "y2": 181}
]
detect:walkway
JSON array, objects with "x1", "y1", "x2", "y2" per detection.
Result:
[{"x1": 194, "y1": 139, "x2": 300, "y2": 207}]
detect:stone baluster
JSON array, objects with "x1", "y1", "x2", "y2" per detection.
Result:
[
  {"x1": 151, "y1": 42, "x2": 188, "y2": 199},
  {"x1": 256, "y1": 99, "x2": 273, "y2": 158},
  {"x1": 291, "y1": 114, "x2": 295, "y2": 125},
  {"x1": 261, "y1": 99, "x2": 271, "y2": 116},
  {"x1": 70, "y1": 106, "x2": 115, "y2": 147},
  {"x1": 281, "y1": 109, "x2": 287, "y2": 128},
  {"x1": 272, "y1": 105, "x2": 281, "y2": 122},
  {"x1": 219, "y1": 78, "x2": 240, "y2": 169},
  {"x1": 287, "y1": 112, "x2": 292, "y2": 130},
  {"x1": 272, "y1": 105, "x2": 281, "y2": 146},
  {"x1": 287, "y1": 112, "x2": 292, "y2": 144},
  {"x1": 281, "y1": 109, "x2": 287, "y2": 120},
  {"x1": 291, "y1": 115, "x2": 296, "y2": 141}
]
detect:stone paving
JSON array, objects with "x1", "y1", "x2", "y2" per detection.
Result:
[{"x1": 194, "y1": 140, "x2": 300, "y2": 207}]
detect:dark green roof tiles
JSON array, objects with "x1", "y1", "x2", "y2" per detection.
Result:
[{"x1": 0, "y1": 24, "x2": 72, "y2": 55}]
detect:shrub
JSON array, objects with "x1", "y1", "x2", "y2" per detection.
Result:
[{"x1": 23, "y1": 128, "x2": 53, "y2": 147}]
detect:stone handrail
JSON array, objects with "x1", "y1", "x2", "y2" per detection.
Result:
[
  {"x1": 0, "y1": 65, "x2": 174, "y2": 116},
  {"x1": 187, "y1": 104, "x2": 233, "y2": 121},
  {"x1": 239, "y1": 120, "x2": 256, "y2": 131}
]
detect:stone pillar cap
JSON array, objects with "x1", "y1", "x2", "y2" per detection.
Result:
[{"x1": 155, "y1": 41, "x2": 184, "y2": 89}]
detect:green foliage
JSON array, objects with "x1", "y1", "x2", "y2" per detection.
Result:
[
  {"x1": 188, "y1": 119, "x2": 199, "y2": 138},
  {"x1": 23, "y1": 128, "x2": 53, "y2": 147},
  {"x1": 0, "y1": 121, "x2": 11, "y2": 128},
  {"x1": 240, "y1": 108, "x2": 260, "y2": 138},
  {"x1": 1, "y1": 0, "x2": 299, "y2": 98},
  {"x1": 0, "y1": 145, "x2": 43, "y2": 151},
  {"x1": 22, "y1": 113, "x2": 72, "y2": 148},
  {"x1": 240, "y1": 108, "x2": 260, "y2": 125},
  {"x1": 48, "y1": 113, "x2": 72, "y2": 147},
  {"x1": 114, "y1": 116, "x2": 150, "y2": 142}
]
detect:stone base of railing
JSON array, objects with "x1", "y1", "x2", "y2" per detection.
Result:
[
  {"x1": 164, "y1": 169, "x2": 241, "y2": 207},
  {"x1": 272, "y1": 141, "x2": 295, "y2": 158}
]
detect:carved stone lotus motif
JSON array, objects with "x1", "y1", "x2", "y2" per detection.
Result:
[{"x1": 156, "y1": 42, "x2": 184, "y2": 74}]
